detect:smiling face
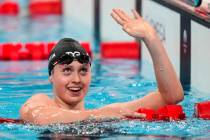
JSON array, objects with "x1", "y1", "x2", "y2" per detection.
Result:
[{"x1": 49, "y1": 61, "x2": 91, "y2": 110}]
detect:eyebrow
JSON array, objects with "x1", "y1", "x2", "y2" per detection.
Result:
[
  {"x1": 81, "y1": 63, "x2": 89, "y2": 67},
  {"x1": 55, "y1": 64, "x2": 72, "y2": 70}
]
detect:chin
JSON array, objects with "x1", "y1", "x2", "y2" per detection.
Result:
[{"x1": 64, "y1": 96, "x2": 83, "y2": 105}]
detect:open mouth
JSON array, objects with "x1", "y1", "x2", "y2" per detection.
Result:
[{"x1": 67, "y1": 87, "x2": 82, "y2": 95}]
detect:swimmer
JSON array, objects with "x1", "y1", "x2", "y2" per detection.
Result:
[{"x1": 20, "y1": 8, "x2": 184, "y2": 125}]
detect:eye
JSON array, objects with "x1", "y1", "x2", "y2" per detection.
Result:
[
  {"x1": 80, "y1": 67, "x2": 88, "y2": 75},
  {"x1": 62, "y1": 67, "x2": 73, "y2": 75}
]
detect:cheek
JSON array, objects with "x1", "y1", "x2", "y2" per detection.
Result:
[
  {"x1": 52, "y1": 73, "x2": 68, "y2": 88},
  {"x1": 53, "y1": 77, "x2": 69, "y2": 97},
  {"x1": 82, "y1": 73, "x2": 91, "y2": 88}
]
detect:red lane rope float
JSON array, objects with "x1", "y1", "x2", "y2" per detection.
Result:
[
  {"x1": 101, "y1": 41, "x2": 141, "y2": 59},
  {"x1": 25, "y1": 42, "x2": 46, "y2": 60},
  {"x1": 29, "y1": 0, "x2": 62, "y2": 16},
  {"x1": 0, "y1": 117, "x2": 23, "y2": 124},
  {"x1": 127, "y1": 105, "x2": 186, "y2": 121},
  {"x1": 195, "y1": 101, "x2": 210, "y2": 120},
  {"x1": 0, "y1": 0, "x2": 19, "y2": 15},
  {"x1": 0, "y1": 41, "x2": 92, "y2": 60},
  {"x1": 1, "y1": 43, "x2": 22, "y2": 60},
  {"x1": 81, "y1": 42, "x2": 92, "y2": 58}
]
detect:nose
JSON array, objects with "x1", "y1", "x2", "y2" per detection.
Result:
[{"x1": 72, "y1": 72, "x2": 81, "y2": 84}]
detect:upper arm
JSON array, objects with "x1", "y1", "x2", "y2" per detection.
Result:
[
  {"x1": 20, "y1": 94, "x2": 91, "y2": 125},
  {"x1": 19, "y1": 94, "x2": 51, "y2": 123}
]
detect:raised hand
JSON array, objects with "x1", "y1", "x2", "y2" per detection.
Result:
[{"x1": 111, "y1": 8, "x2": 155, "y2": 42}]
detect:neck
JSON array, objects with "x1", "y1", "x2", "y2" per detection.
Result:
[{"x1": 54, "y1": 97, "x2": 85, "y2": 111}]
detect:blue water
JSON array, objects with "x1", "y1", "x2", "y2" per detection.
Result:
[
  {"x1": 0, "y1": 59, "x2": 210, "y2": 139},
  {"x1": 0, "y1": 15, "x2": 210, "y2": 139}
]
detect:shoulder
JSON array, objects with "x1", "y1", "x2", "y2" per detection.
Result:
[
  {"x1": 28, "y1": 93, "x2": 51, "y2": 102},
  {"x1": 24, "y1": 93, "x2": 52, "y2": 106},
  {"x1": 19, "y1": 93, "x2": 53, "y2": 120},
  {"x1": 22, "y1": 93, "x2": 52, "y2": 108}
]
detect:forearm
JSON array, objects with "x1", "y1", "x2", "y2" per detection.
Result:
[
  {"x1": 23, "y1": 106, "x2": 123, "y2": 125},
  {"x1": 144, "y1": 31, "x2": 184, "y2": 104},
  {"x1": 23, "y1": 107, "x2": 92, "y2": 125}
]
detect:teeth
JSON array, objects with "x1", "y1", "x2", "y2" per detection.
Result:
[{"x1": 68, "y1": 87, "x2": 81, "y2": 91}]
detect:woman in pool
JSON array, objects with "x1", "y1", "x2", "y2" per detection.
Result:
[{"x1": 20, "y1": 9, "x2": 184, "y2": 125}]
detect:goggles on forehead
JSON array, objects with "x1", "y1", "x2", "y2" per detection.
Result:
[{"x1": 53, "y1": 51, "x2": 91, "y2": 66}]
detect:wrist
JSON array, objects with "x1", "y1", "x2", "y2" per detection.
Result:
[
  {"x1": 143, "y1": 27, "x2": 158, "y2": 46},
  {"x1": 142, "y1": 27, "x2": 166, "y2": 56}
]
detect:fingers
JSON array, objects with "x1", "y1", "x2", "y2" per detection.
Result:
[
  {"x1": 123, "y1": 112, "x2": 146, "y2": 119},
  {"x1": 132, "y1": 9, "x2": 142, "y2": 19},
  {"x1": 115, "y1": 9, "x2": 131, "y2": 22},
  {"x1": 111, "y1": 8, "x2": 131, "y2": 25},
  {"x1": 111, "y1": 12, "x2": 125, "y2": 26}
]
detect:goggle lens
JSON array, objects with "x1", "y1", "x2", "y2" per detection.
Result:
[{"x1": 53, "y1": 54, "x2": 91, "y2": 66}]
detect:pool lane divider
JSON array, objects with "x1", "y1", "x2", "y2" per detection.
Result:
[
  {"x1": 127, "y1": 105, "x2": 186, "y2": 121},
  {"x1": 101, "y1": 41, "x2": 141, "y2": 59},
  {"x1": 29, "y1": 0, "x2": 62, "y2": 16},
  {"x1": 0, "y1": 118, "x2": 23, "y2": 124},
  {"x1": 0, "y1": 0, "x2": 19, "y2": 15},
  {"x1": 0, "y1": 43, "x2": 2, "y2": 60},
  {"x1": 0, "y1": 0, "x2": 62, "y2": 16},
  {"x1": 195, "y1": 101, "x2": 210, "y2": 120},
  {"x1": 1, "y1": 102, "x2": 210, "y2": 124},
  {"x1": 0, "y1": 41, "x2": 92, "y2": 60}
]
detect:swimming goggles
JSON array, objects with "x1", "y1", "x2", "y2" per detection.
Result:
[{"x1": 52, "y1": 51, "x2": 91, "y2": 66}]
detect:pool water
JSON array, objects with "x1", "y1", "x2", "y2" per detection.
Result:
[
  {"x1": 0, "y1": 59, "x2": 210, "y2": 140},
  {"x1": 0, "y1": 15, "x2": 210, "y2": 139}
]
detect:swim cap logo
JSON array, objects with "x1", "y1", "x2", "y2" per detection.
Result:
[{"x1": 65, "y1": 51, "x2": 80, "y2": 57}]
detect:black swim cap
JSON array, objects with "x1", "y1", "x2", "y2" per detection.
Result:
[{"x1": 48, "y1": 38, "x2": 90, "y2": 76}]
